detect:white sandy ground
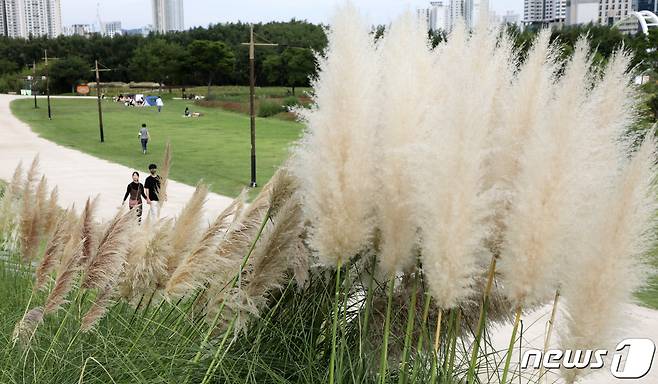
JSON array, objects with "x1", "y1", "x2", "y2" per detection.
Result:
[
  {"x1": 0, "y1": 94, "x2": 235, "y2": 222},
  {"x1": 2, "y1": 94, "x2": 658, "y2": 383}
]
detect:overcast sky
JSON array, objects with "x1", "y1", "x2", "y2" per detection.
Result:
[{"x1": 61, "y1": 0, "x2": 523, "y2": 29}]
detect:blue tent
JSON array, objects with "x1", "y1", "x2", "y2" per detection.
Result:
[{"x1": 144, "y1": 96, "x2": 159, "y2": 106}]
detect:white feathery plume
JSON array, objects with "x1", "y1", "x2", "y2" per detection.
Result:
[
  {"x1": 583, "y1": 49, "x2": 635, "y2": 173},
  {"x1": 292, "y1": 3, "x2": 379, "y2": 266},
  {"x1": 498, "y1": 38, "x2": 594, "y2": 307},
  {"x1": 0, "y1": 161, "x2": 23, "y2": 251},
  {"x1": 559, "y1": 133, "x2": 658, "y2": 384},
  {"x1": 417, "y1": 24, "x2": 501, "y2": 309},
  {"x1": 484, "y1": 29, "x2": 559, "y2": 197},
  {"x1": 373, "y1": 12, "x2": 433, "y2": 276}
]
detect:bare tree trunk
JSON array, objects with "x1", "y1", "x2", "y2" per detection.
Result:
[{"x1": 207, "y1": 75, "x2": 213, "y2": 97}]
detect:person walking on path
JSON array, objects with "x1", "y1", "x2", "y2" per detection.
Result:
[
  {"x1": 156, "y1": 97, "x2": 164, "y2": 113},
  {"x1": 139, "y1": 123, "x2": 150, "y2": 154},
  {"x1": 122, "y1": 171, "x2": 149, "y2": 223},
  {"x1": 144, "y1": 163, "x2": 162, "y2": 219}
]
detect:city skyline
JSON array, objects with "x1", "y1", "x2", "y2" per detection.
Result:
[{"x1": 60, "y1": 0, "x2": 523, "y2": 30}]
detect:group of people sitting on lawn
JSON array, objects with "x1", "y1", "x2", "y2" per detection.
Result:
[{"x1": 115, "y1": 94, "x2": 145, "y2": 107}]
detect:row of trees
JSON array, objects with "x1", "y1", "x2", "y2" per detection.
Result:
[
  {"x1": 1, "y1": 20, "x2": 658, "y2": 98},
  {"x1": 0, "y1": 20, "x2": 326, "y2": 94}
]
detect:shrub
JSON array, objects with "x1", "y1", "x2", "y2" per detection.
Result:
[
  {"x1": 282, "y1": 96, "x2": 300, "y2": 108},
  {"x1": 258, "y1": 100, "x2": 284, "y2": 117}
]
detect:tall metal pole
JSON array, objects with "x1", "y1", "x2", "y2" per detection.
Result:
[
  {"x1": 248, "y1": 25, "x2": 257, "y2": 188},
  {"x1": 32, "y1": 60, "x2": 38, "y2": 109},
  {"x1": 95, "y1": 60, "x2": 105, "y2": 143},
  {"x1": 44, "y1": 50, "x2": 52, "y2": 120}
]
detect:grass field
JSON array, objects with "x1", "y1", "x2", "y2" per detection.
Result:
[{"x1": 11, "y1": 96, "x2": 303, "y2": 197}]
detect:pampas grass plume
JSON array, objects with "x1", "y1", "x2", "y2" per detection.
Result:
[
  {"x1": 82, "y1": 207, "x2": 136, "y2": 290},
  {"x1": 166, "y1": 183, "x2": 208, "y2": 274},
  {"x1": 560, "y1": 133, "x2": 658, "y2": 383},
  {"x1": 44, "y1": 238, "x2": 84, "y2": 314},
  {"x1": 165, "y1": 192, "x2": 244, "y2": 299},
  {"x1": 293, "y1": 3, "x2": 379, "y2": 267},
  {"x1": 374, "y1": 12, "x2": 432, "y2": 276}
]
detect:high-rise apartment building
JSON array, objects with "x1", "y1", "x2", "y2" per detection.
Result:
[
  {"x1": 152, "y1": 0, "x2": 184, "y2": 33},
  {"x1": 598, "y1": 0, "x2": 633, "y2": 25},
  {"x1": 104, "y1": 21, "x2": 122, "y2": 36},
  {"x1": 0, "y1": 0, "x2": 61, "y2": 38},
  {"x1": 418, "y1": 0, "x2": 487, "y2": 32},
  {"x1": 524, "y1": 0, "x2": 566, "y2": 25},
  {"x1": 565, "y1": 0, "x2": 599, "y2": 25}
]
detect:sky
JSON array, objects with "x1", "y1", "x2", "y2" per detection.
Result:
[{"x1": 61, "y1": 0, "x2": 523, "y2": 30}]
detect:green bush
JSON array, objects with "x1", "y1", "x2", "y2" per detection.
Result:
[
  {"x1": 258, "y1": 100, "x2": 284, "y2": 117},
  {"x1": 282, "y1": 96, "x2": 299, "y2": 108}
]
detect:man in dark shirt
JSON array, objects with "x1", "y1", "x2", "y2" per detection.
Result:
[{"x1": 144, "y1": 163, "x2": 162, "y2": 219}]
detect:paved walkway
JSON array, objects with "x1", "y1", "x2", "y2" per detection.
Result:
[
  {"x1": 0, "y1": 94, "x2": 235, "y2": 222},
  {"x1": 1, "y1": 94, "x2": 657, "y2": 383}
]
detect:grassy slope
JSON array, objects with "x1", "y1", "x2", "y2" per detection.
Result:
[{"x1": 10, "y1": 97, "x2": 303, "y2": 197}]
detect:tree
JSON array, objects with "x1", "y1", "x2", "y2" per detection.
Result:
[
  {"x1": 262, "y1": 54, "x2": 284, "y2": 85},
  {"x1": 0, "y1": 58, "x2": 18, "y2": 76},
  {"x1": 129, "y1": 39, "x2": 183, "y2": 91},
  {"x1": 281, "y1": 48, "x2": 315, "y2": 95},
  {"x1": 49, "y1": 56, "x2": 90, "y2": 94},
  {"x1": 184, "y1": 40, "x2": 235, "y2": 94}
]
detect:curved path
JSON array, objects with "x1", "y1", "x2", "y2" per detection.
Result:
[
  {"x1": 1, "y1": 94, "x2": 657, "y2": 383},
  {"x1": 0, "y1": 94, "x2": 234, "y2": 221}
]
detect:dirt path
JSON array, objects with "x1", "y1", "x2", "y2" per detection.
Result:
[{"x1": 0, "y1": 94, "x2": 235, "y2": 221}]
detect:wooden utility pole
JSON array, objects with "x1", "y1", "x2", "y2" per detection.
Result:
[
  {"x1": 241, "y1": 25, "x2": 277, "y2": 188},
  {"x1": 92, "y1": 60, "x2": 111, "y2": 143},
  {"x1": 43, "y1": 50, "x2": 52, "y2": 119},
  {"x1": 28, "y1": 60, "x2": 38, "y2": 109}
]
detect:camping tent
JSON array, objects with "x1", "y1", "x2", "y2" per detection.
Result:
[{"x1": 144, "y1": 96, "x2": 159, "y2": 106}]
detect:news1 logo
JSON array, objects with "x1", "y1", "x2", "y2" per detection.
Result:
[{"x1": 521, "y1": 338, "x2": 656, "y2": 379}]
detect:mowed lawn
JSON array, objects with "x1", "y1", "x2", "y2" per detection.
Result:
[{"x1": 11, "y1": 97, "x2": 303, "y2": 197}]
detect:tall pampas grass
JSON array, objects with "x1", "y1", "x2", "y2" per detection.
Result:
[
  {"x1": 243, "y1": 196, "x2": 303, "y2": 310},
  {"x1": 293, "y1": 3, "x2": 379, "y2": 266},
  {"x1": 44, "y1": 238, "x2": 84, "y2": 314},
  {"x1": 19, "y1": 159, "x2": 42, "y2": 261},
  {"x1": 34, "y1": 206, "x2": 76, "y2": 291},
  {"x1": 118, "y1": 220, "x2": 151, "y2": 300},
  {"x1": 417, "y1": 23, "x2": 502, "y2": 310},
  {"x1": 81, "y1": 285, "x2": 114, "y2": 332},
  {"x1": 0, "y1": 161, "x2": 23, "y2": 250},
  {"x1": 43, "y1": 186, "x2": 59, "y2": 235},
  {"x1": 203, "y1": 175, "x2": 284, "y2": 321},
  {"x1": 120, "y1": 218, "x2": 173, "y2": 301},
  {"x1": 483, "y1": 30, "x2": 559, "y2": 253},
  {"x1": 224, "y1": 196, "x2": 303, "y2": 332},
  {"x1": 77, "y1": 196, "x2": 100, "y2": 268},
  {"x1": 166, "y1": 183, "x2": 208, "y2": 274},
  {"x1": 165, "y1": 191, "x2": 244, "y2": 299},
  {"x1": 11, "y1": 307, "x2": 44, "y2": 348},
  {"x1": 81, "y1": 208, "x2": 136, "y2": 290},
  {"x1": 498, "y1": 38, "x2": 594, "y2": 308},
  {"x1": 159, "y1": 141, "x2": 172, "y2": 203},
  {"x1": 559, "y1": 134, "x2": 657, "y2": 384},
  {"x1": 373, "y1": 12, "x2": 432, "y2": 276}
]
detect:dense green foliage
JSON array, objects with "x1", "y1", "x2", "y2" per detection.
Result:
[
  {"x1": 0, "y1": 20, "x2": 326, "y2": 93},
  {"x1": 10, "y1": 96, "x2": 302, "y2": 197}
]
